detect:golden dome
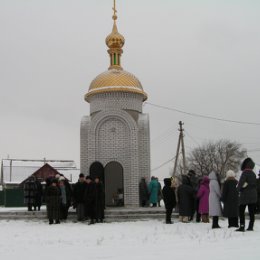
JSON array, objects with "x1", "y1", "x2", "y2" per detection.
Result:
[
  {"x1": 85, "y1": 1, "x2": 148, "y2": 103},
  {"x1": 85, "y1": 69, "x2": 147, "y2": 102}
]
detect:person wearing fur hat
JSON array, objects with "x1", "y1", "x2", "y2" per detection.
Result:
[
  {"x1": 221, "y1": 170, "x2": 239, "y2": 228},
  {"x1": 236, "y1": 158, "x2": 257, "y2": 232},
  {"x1": 162, "y1": 178, "x2": 176, "y2": 224},
  {"x1": 209, "y1": 171, "x2": 222, "y2": 229}
]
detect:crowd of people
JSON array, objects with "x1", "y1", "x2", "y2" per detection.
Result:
[
  {"x1": 24, "y1": 173, "x2": 105, "y2": 225},
  {"x1": 161, "y1": 157, "x2": 260, "y2": 232},
  {"x1": 23, "y1": 157, "x2": 260, "y2": 230}
]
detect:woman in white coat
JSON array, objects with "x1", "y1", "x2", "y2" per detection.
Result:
[{"x1": 209, "y1": 171, "x2": 222, "y2": 229}]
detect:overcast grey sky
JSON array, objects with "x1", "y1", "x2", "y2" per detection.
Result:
[{"x1": 0, "y1": 0, "x2": 260, "y2": 177}]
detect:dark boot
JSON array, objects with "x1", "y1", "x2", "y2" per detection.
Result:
[
  {"x1": 28, "y1": 204, "x2": 32, "y2": 211},
  {"x1": 247, "y1": 221, "x2": 254, "y2": 231},
  {"x1": 233, "y1": 217, "x2": 239, "y2": 228},
  {"x1": 196, "y1": 213, "x2": 201, "y2": 223},
  {"x1": 236, "y1": 225, "x2": 245, "y2": 232},
  {"x1": 212, "y1": 216, "x2": 220, "y2": 229},
  {"x1": 55, "y1": 220, "x2": 60, "y2": 224},
  {"x1": 228, "y1": 218, "x2": 238, "y2": 228},
  {"x1": 165, "y1": 208, "x2": 173, "y2": 224},
  {"x1": 49, "y1": 219, "x2": 53, "y2": 225}
]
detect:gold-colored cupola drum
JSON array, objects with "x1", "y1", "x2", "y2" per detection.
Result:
[{"x1": 85, "y1": 0, "x2": 147, "y2": 102}]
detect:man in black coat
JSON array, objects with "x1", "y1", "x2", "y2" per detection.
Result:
[
  {"x1": 94, "y1": 177, "x2": 105, "y2": 223},
  {"x1": 236, "y1": 158, "x2": 257, "y2": 232},
  {"x1": 73, "y1": 173, "x2": 86, "y2": 221},
  {"x1": 84, "y1": 176, "x2": 96, "y2": 225},
  {"x1": 162, "y1": 178, "x2": 176, "y2": 224},
  {"x1": 139, "y1": 177, "x2": 149, "y2": 207}
]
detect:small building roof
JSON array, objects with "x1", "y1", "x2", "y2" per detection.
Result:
[{"x1": 1, "y1": 159, "x2": 80, "y2": 184}]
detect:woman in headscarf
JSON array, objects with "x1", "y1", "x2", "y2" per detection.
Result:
[{"x1": 221, "y1": 170, "x2": 239, "y2": 228}]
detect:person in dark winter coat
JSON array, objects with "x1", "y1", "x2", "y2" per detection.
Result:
[
  {"x1": 94, "y1": 177, "x2": 105, "y2": 223},
  {"x1": 236, "y1": 158, "x2": 257, "y2": 232},
  {"x1": 157, "y1": 178, "x2": 162, "y2": 207},
  {"x1": 221, "y1": 170, "x2": 239, "y2": 228},
  {"x1": 188, "y1": 170, "x2": 201, "y2": 222},
  {"x1": 139, "y1": 177, "x2": 149, "y2": 207},
  {"x1": 177, "y1": 175, "x2": 194, "y2": 222},
  {"x1": 73, "y1": 173, "x2": 87, "y2": 221},
  {"x1": 84, "y1": 176, "x2": 96, "y2": 225},
  {"x1": 34, "y1": 178, "x2": 43, "y2": 211},
  {"x1": 162, "y1": 178, "x2": 176, "y2": 224},
  {"x1": 45, "y1": 179, "x2": 61, "y2": 224},
  {"x1": 209, "y1": 171, "x2": 222, "y2": 229},
  {"x1": 24, "y1": 176, "x2": 37, "y2": 211},
  {"x1": 256, "y1": 172, "x2": 260, "y2": 214},
  {"x1": 197, "y1": 176, "x2": 210, "y2": 223}
]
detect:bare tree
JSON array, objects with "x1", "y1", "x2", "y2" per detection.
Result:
[{"x1": 188, "y1": 139, "x2": 247, "y2": 179}]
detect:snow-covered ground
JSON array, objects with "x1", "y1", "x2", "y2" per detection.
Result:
[{"x1": 0, "y1": 219, "x2": 259, "y2": 260}]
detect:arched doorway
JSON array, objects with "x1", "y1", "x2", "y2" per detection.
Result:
[
  {"x1": 89, "y1": 162, "x2": 104, "y2": 184},
  {"x1": 104, "y1": 161, "x2": 124, "y2": 207}
]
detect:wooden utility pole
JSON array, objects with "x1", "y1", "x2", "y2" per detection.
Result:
[{"x1": 172, "y1": 121, "x2": 187, "y2": 176}]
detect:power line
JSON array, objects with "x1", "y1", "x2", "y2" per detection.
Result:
[
  {"x1": 185, "y1": 129, "x2": 201, "y2": 146},
  {"x1": 151, "y1": 128, "x2": 175, "y2": 144},
  {"x1": 151, "y1": 156, "x2": 176, "y2": 172},
  {"x1": 151, "y1": 132, "x2": 176, "y2": 148},
  {"x1": 145, "y1": 102, "x2": 260, "y2": 126}
]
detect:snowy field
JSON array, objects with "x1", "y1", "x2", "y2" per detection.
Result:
[{"x1": 0, "y1": 219, "x2": 259, "y2": 260}]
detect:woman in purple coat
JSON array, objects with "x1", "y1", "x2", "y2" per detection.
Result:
[{"x1": 197, "y1": 176, "x2": 210, "y2": 223}]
